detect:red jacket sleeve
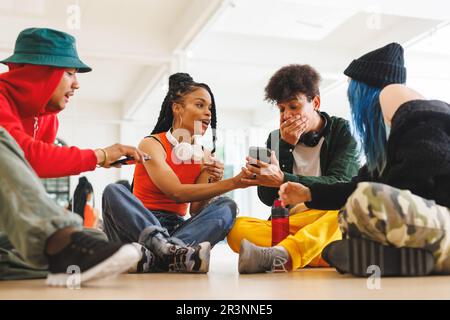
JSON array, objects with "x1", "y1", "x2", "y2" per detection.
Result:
[{"x1": 0, "y1": 97, "x2": 97, "y2": 178}]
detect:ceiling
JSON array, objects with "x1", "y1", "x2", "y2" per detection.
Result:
[{"x1": 0, "y1": 0, "x2": 449, "y2": 128}]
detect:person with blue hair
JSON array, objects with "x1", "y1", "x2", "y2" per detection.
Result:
[{"x1": 279, "y1": 42, "x2": 450, "y2": 277}]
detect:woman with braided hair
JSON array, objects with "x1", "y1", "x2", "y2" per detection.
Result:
[{"x1": 102, "y1": 73, "x2": 252, "y2": 274}]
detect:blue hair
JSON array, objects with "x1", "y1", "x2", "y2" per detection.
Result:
[{"x1": 347, "y1": 79, "x2": 387, "y2": 175}]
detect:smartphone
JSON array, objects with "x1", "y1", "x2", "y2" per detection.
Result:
[
  {"x1": 248, "y1": 146, "x2": 272, "y2": 167},
  {"x1": 110, "y1": 155, "x2": 151, "y2": 166}
]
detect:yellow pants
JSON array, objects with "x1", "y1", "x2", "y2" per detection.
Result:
[{"x1": 227, "y1": 204, "x2": 342, "y2": 270}]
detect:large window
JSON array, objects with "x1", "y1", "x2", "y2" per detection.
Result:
[
  {"x1": 208, "y1": 127, "x2": 277, "y2": 218},
  {"x1": 40, "y1": 138, "x2": 70, "y2": 208}
]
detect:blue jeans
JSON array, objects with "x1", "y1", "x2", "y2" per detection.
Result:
[{"x1": 102, "y1": 184, "x2": 237, "y2": 247}]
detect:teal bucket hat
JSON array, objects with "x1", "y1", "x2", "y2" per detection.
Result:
[{"x1": 1, "y1": 27, "x2": 91, "y2": 72}]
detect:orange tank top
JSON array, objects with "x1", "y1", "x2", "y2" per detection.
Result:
[{"x1": 133, "y1": 132, "x2": 202, "y2": 216}]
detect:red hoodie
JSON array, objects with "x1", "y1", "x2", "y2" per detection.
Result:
[{"x1": 0, "y1": 64, "x2": 97, "y2": 178}]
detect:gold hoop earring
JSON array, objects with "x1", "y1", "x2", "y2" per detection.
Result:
[{"x1": 172, "y1": 115, "x2": 183, "y2": 129}]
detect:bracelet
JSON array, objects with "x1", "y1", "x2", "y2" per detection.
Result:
[{"x1": 97, "y1": 148, "x2": 108, "y2": 167}]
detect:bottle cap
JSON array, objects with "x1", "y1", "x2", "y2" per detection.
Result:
[{"x1": 274, "y1": 199, "x2": 283, "y2": 208}]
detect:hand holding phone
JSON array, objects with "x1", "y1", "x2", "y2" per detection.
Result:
[
  {"x1": 111, "y1": 155, "x2": 151, "y2": 166},
  {"x1": 248, "y1": 146, "x2": 272, "y2": 167},
  {"x1": 245, "y1": 147, "x2": 284, "y2": 186}
]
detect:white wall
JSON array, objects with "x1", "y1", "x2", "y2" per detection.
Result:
[
  {"x1": 58, "y1": 100, "x2": 122, "y2": 210},
  {"x1": 321, "y1": 83, "x2": 352, "y2": 121},
  {"x1": 118, "y1": 121, "x2": 156, "y2": 182}
]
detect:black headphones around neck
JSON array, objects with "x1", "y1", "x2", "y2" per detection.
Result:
[{"x1": 299, "y1": 112, "x2": 328, "y2": 147}]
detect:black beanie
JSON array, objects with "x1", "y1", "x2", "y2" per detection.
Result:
[{"x1": 344, "y1": 42, "x2": 406, "y2": 88}]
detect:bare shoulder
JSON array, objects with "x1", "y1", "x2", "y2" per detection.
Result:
[
  {"x1": 379, "y1": 84, "x2": 424, "y2": 123},
  {"x1": 138, "y1": 136, "x2": 166, "y2": 160}
]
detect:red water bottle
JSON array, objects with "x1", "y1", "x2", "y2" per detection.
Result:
[{"x1": 271, "y1": 199, "x2": 290, "y2": 246}]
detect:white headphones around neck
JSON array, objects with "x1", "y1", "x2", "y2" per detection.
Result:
[{"x1": 166, "y1": 130, "x2": 204, "y2": 162}]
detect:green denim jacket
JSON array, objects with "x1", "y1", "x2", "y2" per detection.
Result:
[{"x1": 257, "y1": 112, "x2": 360, "y2": 207}]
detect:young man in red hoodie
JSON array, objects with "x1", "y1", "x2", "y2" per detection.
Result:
[
  {"x1": 0, "y1": 28, "x2": 149, "y2": 286},
  {"x1": 0, "y1": 28, "x2": 147, "y2": 177}
]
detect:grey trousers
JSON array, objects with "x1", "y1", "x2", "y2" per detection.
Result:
[{"x1": 0, "y1": 127, "x2": 83, "y2": 279}]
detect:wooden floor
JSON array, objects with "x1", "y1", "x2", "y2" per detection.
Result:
[{"x1": 1, "y1": 243, "x2": 449, "y2": 300}]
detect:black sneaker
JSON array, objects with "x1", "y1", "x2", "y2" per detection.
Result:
[
  {"x1": 46, "y1": 232, "x2": 140, "y2": 287},
  {"x1": 144, "y1": 232, "x2": 211, "y2": 273},
  {"x1": 323, "y1": 238, "x2": 435, "y2": 277}
]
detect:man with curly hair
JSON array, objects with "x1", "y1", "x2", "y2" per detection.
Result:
[{"x1": 227, "y1": 64, "x2": 360, "y2": 273}]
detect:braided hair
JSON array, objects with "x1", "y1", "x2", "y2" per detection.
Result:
[
  {"x1": 151, "y1": 73, "x2": 217, "y2": 153},
  {"x1": 68, "y1": 176, "x2": 93, "y2": 220}
]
